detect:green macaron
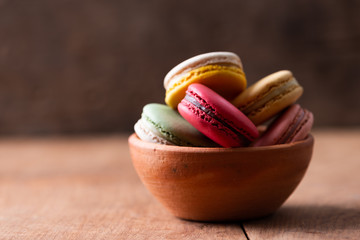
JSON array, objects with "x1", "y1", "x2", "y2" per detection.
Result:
[{"x1": 134, "y1": 103, "x2": 215, "y2": 147}]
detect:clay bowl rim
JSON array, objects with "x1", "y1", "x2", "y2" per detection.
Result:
[{"x1": 128, "y1": 133, "x2": 314, "y2": 153}]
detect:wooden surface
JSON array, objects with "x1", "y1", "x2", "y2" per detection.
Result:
[{"x1": 0, "y1": 130, "x2": 359, "y2": 239}]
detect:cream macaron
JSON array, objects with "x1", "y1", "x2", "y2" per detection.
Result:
[
  {"x1": 232, "y1": 70, "x2": 303, "y2": 125},
  {"x1": 164, "y1": 52, "x2": 247, "y2": 109}
]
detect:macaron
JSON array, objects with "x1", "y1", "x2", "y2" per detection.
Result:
[
  {"x1": 164, "y1": 52, "x2": 247, "y2": 109},
  {"x1": 134, "y1": 103, "x2": 215, "y2": 147},
  {"x1": 178, "y1": 83, "x2": 259, "y2": 148},
  {"x1": 253, "y1": 104, "x2": 314, "y2": 147},
  {"x1": 232, "y1": 70, "x2": 303, "y2": 125}
]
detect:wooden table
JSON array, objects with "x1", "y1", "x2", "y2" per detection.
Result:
[{"x1": 0, "y1": 130, "x2": 359, "y2": 239}]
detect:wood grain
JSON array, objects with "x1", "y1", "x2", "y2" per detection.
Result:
[
  {"x1": 0, "y1": 136, "x2": 246, "y2": 240},
  {"x1": 0, "y1": 130, "x2": 359, "y2": 239}
]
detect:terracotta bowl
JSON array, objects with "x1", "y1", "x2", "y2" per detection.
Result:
[{"x1": 128, "y1": 133, "x2": 314, "y2": 222}]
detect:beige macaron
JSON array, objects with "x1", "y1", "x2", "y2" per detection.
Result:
[{"x1": 232, "y1": 70, "x2": 303, "y2": 125}]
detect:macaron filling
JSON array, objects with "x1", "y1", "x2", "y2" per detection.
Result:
[
  {"x1": 166, "y1": 65, "x2": 245, "y2": 95},
  {"x1": 184, "y1": 93, "x2": 254, "y2": 143},
  {"x1": 167, "y1": 62, "x2": 240, "y2": 85}
]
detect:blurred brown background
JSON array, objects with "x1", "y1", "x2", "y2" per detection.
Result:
[{"x1": 0, "y1": 0, "x2": 359, "y2": 135}]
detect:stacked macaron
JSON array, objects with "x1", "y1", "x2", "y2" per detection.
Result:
[{"x1": 134, "y1": 52, "x2": 313, "y2": 148}]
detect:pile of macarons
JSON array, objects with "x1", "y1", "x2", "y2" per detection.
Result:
[{"x1": 134, "y1": 52, "x2": 313, "y2": 148}]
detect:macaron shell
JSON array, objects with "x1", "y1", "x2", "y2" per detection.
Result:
[
  {"x1": 178, "y1": 83, "x2": 259, "y2": 148},
  {"x1": 164, "y1": 52, "x2": 244, "y2": 89},
  {"x1": 232, "y1": 70, "x2": 303, "y2": 125},
  {"x1": 134, "y1": 119, "x2": 174, "y2": 145},
  {"x1": 165, "y1": 67, "x2": 246, "y2": 109},
  {"x1": 187, "y1": 83, "x2": 259, "y2": 141},
  {"x1": 253, "y1": 104, "x2": 314, "y2": 147},
  {"x1": 248, "y1": 86, "x2": 303, "y2": 125},
  {"x1": 178, "y1": 101, "x2": 241, "y2": 147},
  {"x1": 232, "y1": 70, "x2": 294, "y2": 106},
  {"x1": 141, "y1": 103, "x2": 215, "y2": 147},
  {"x1": 291, "y1": 111, "x2": 314, "y2": 143}
]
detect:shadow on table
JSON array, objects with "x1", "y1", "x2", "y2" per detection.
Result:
[{"x1": 243, "y1": 205, "x2": 360, "y2": 231}]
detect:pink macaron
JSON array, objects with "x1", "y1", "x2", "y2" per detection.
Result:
[
  {"x1": 178, "y1": 83, "x2": 259, "y2": 148},
  {"x1": 253, "y1": 104, "x2": 314, "y2": 147}
]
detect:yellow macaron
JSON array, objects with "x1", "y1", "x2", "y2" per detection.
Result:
[
  {"x1": 232, "y1": 70, "x2": 303, "y2": 125},
  {"x1": 164, "y1": 52, "x2": 247, "y2": 109}
]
